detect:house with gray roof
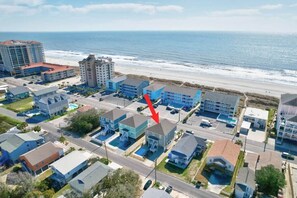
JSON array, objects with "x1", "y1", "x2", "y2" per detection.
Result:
[
  {"x1": 38, "y1": 93, "x2": 69, "y2": 117},
  {"x1": 100, "y1": 109, "x2": 128, "y2": 131},
  {"x1": 168, "y1": 133, "x2": 207, "y2": 169},
  {"x1": 143, "y1": 83, "x2": 166, "y2": 101},
  {"x1": 0, "y1": 132, "x2": 44, "y2": 165},
  {"x1": 69, "y1": 161, "x2": 112, "y2": 195},
  {"x1": 235, "y1": 167, "x2": 256, "y2": 198},
  {"x1": 106, "y1": 75, "x2": 127, "y2": 92},
  {"x1": 200, "y1": 91, "x2": 240, "y2": 117},
  {"x1": 276, "y1": 94, "x2": 297, "y2": 144},
  {"x1": 32, "y1": 86, "x2": 58, "y2": 108},
  {"x1": 119, "y1": 78, "x2": 149, "y2": 99},
  {"x1": 141, "y1": 188, "x2": 172, "y2": 198},
  {"x1": 5, "y1": 86, "x2": 30, "y2": 102},
  {"x1": 0, "y1": 127, "x2": 21, "y2": 144},
  {"x1": 119, "y1": 114, "x2": 149, "y2": 142},
  {"x1": 161, "y1": 85, "x2": 201, "y2": 109},
  {"x1": 145, "y1": 119, "x2": 176, "y2": 153}
]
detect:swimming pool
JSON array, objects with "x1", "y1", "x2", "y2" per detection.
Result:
[
  {"x1": 68, "y1": 103, "x2": 79, "y2": 111},
  {"x1": 217, "y1": 114, "x2": 237, "y2": 125},
  {"x1": 135, "y1": 146, "x2": 148, "y2": 156},
  {"x1": 109, "y1": 136, "x2": 135, "y2": 150}
]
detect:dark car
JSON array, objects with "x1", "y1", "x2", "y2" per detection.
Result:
[
  {"x1": 235, "y1": 132, "x2": 240, "y2": 137},
  {"x1": 23, "y1": 83, "x2": 27, "y2": 86},
  {"x1": 165, "y1": 186, "x2": 173, "y2": 194},
  {"x1": 28, "y1": 81, "x2": 33, "y2": 84},
  {"x1": 281, "y1": 152, "x2": 295, "y2": 160},
  {"x1": 153, "y1": 104, "x2": 158, "y2": 108},
  {"x1": 143, "y1": 180, "x2": 152, "y2": 190},
  {"x1": 186, "y1": 130, "x2": 194, "y2": 135}
]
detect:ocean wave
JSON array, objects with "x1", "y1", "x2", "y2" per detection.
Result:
[{"x1": 45, "y1": 50, "x2": 297, "y2": 86}]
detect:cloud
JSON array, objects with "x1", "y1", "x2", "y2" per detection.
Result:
[
  {"x1": 210, "y1": 4, "x2": 283, "y2": 17},
  {"x1": 289, "y1": 3, "x2": 297, "y2": 8},
  {"x1": 0, "y1": 0, "x2": 44, "y2": 6}
]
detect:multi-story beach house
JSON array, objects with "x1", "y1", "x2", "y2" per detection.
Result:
[
  {"x1": 20, "y1": 142, "x2": 64, "y2": 176},
  {"x1": 50, "y1": 151, "x2": 92, "y2": 187},
  {"x1": 32, "y1": 86, "x2": 58, "y2": 107},
  {"x1": 0, "y1": 132, "x2": 44, "y2": 165},
  {"x1": 276, "y1": 94, "x2": 297, "y2": 144},
  {"x1": 100, "y1": 109, "x2": 128, "y2": 132},
  {"x1": 161, "y1": 85, "x2": 201, "y2": 109},
  {"x1": 20, "y1": 62, "x2": 75, "y2": 82},
  {"x1": 145, "y1": 119, "x2": 176, "y2": 153},
  {"x1": 168, "y1": 133, "x2": 206, "y2": 169},
  {"x1": 119, "y1": 114, "x2": 149, "y2": 142},
  {"x1": 37, "y1": 93, "x2": 69, "y2": 117},
  {"x1": 200, "y1": 91, "x2": 240, "y2": 117},
  {"x1": 69, "y1": 161, "x2": 112, "y2": 195},
  {"x1": 5, "y1": 86, "x2": 30, "y2": 102},
  {"x1": 206, "y1": 139, "x2": 241, "y2": 176},
  {"x1": 0, "y1": 40, "x2": 45, "y2": 74},
  {"x1": 79, "y1": 54, "x2": 114, "y2": 88},
  {"x1": 143, "y1": 83, "x2": 166, "y2": 101},
  {"x1": 235, "y1": 167, "x2": 256, "y2": 198},
  {"x1": 106, "y1": 75, "x2": 127, "y2": 92},
  {"x1": 243, "y1": 107, "x2": 268, "y2": 130},
  {"x1": 119, "y1": 78, "x2": 150, "y2": 99}
]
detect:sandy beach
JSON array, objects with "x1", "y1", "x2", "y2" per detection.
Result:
[{"x1": 47, "y1": 57, "x2": 297, "y2": 98}]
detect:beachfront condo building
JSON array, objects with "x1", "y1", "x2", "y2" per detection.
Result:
[
  {"x1": 200, "y1": 91, "x2": 240, "y2": 117},
  {"x1": 119, "y1": 78, "x2": 149, "y2": 99},
  {"x1": 161, "y1": 85, "x2": 201, "y2": 109},
  {"x1": 106, "y1": 75, "x2": 127, "y2": 92},
  {"x1": 143, "y1": 83, "x2": 166, "y2": 101},
  {"x1": 0, "y1": 40, "x2": 45, "y2": 74},
  {"x1": 79, "y1": 54, "x2": 114, "y2": 88},
  {"x1": 276, "y1": 94, "x2": 297, "y2": 143},
  {"x1": 20, "y1": 62, "x2": 75, "y2": 82}
]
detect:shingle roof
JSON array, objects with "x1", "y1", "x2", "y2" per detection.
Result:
[
  {"x1": 203, "y1": 91, "x2": 240, "y2": 107},
  {"x1": 39, "y1": 93, "x2": 68, "y2": 105},
  {"x1": 281, "y1": 94, "x2": 297, "y2": 106},
  {"x1": 69, "y1": 161, "x2": 112, "y2": 193},
  {"x1": 20, "y1": 142, "x2": 63, "y2": 168},
  {"x1": 207, "y1": 140, "x2": 241, "y2": 166},
  {"x1": 7, "y1": 86, "x2": 29, "y2": 96},
  {"x1": 257, "y1": 151, "x2": 282, "y2": 170},
  {"x1": 50, "y1": 151, "x2": 92, "y2": 175},
  {"x1": 142, "y1": 188, "x2": 172, "y2": 198},
  {"x1": 109, "y1": 75, "x2": 127, "y2": 83},
  {"x1": 32, "y1": 86, "x2": 58, "y2": 97},
  {"x1": 288, "y1": 115, "x2": 297, "y2": 123},
  {"x1": 163, "y1": 85, "x2": 199, "y2": 98},
  {"x1": 171, "y1": 133, "x2": 206, "y2": 157},
  {"x1": 0, "y1": 127, "x2": 21, "y2": 144},
  {"x1": 144, "y1": 84, "x2": 165, "y2": 92},
  {"x1": 120, "y1": 114, "x2": 148, "y2": 128},
  {"x1": 236, "y1": 167, "x2": 255, "y2": 189},
  {"x1": 122, "y1": 78, "x2": 148, "y2": 87},
  {"x1": 100, "y1": 109, "x2": 127, "y2": 121},
  {"x1": 146, "y1": 119, "x2": 176, "y2": 136}
]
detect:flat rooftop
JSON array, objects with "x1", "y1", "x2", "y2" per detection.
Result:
[
  {"x1": 0, "y1": 40, "x2": 41, "y2": 46},
  {"x1": 244, "y1": 107, "x2": 269, "y2": 121}
]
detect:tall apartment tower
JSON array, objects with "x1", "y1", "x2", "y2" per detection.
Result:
[
  {"x1": 0, "y1": 40, "x2": 45, "y2": 74},
  {"x1": 79, "y1": 54, "x2": 114, "y2": 87}
]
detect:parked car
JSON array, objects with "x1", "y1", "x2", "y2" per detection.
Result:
[
  {"x1": 166, "y1": 106, "x2": 172, "y2": 110},
  {"x1": 143, "y1": 180, "x2": 152, "y2": 190},
  {"x1": 91, "y1": 95, "x2": 96, "y2": 97},
  {"x1": 186, "y1": 130, "x2": 194, "y2": 135},
  {"x1": 23, "y1": 83, "x2": 27, "y2": 86},
  {"x1": 170, "y1": 109, "x2": 176, "y2": 114},
  {"x1": 28, "y1": 81, "x2": 33, "y2": 84},
  {"x1": 235, "y1": 132, "x2": 240, "y2": 137},
  {"x1": 200, "y1": 119, "x2": 212, "y2": 127},
  {"x1": 281, "y1": 152, "x2": 295, "y2": 160},
  {"x1": 165, "y1": 186, "x2": 173, "y2": 194},
  {"x1": 153, "y1": 104, "x2": 158, "y2": 108},
  {"x1": 99, "y1": 98, "x2": 103, "y2": 101}
]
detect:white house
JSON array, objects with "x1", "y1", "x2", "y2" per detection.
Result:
[{"x1": 243, "y1": 107, "x2": 268, "y2": 130}]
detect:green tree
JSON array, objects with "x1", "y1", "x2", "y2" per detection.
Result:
[
  {"x1": 33, "y1": 125, "x2": 41, "y2": 132},
  {"x1": 42, "y1": 189, "x2": 55, "y2": 198},
  {"x1": 256, "y1": 165, "x2": 286, "y2": 196},
  {"x1": 235, "y1": 139, "x2": 243, "y2": 147},
  {"x1": 17, "y1": 122, "x2": 28, "y2": 130}
]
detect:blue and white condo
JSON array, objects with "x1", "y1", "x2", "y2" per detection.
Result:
[
  {"x1": 143, "y1": 83, "x2": 166, "y2": 101},
  {"x1": 119, "y1": 114, "x2": 149, "y2": 142},
  {"x1": 119, "y1": 78, "x2": 149, "y2": 99},
  {"x1": 106, "y1": 75, "x2": 127, "y2": 92},
  {"x1": 0, "y1": 132, "x2": 44, "y2": 165},
  {"x1": 145, "y1": 119, "x2": 176, "y2": 153},
  {"x1": 168, "y1": 133, "x2": 207, "y2": 169},
  {"x1": 99, "y1": 109, "x2": 128, "y2": 133},
  {"x1": 161, "y1": 85, "x2": 201, "y2": 109},
  {"x1": 5, "y1": 86, "x2": 30, "y2": 102}
]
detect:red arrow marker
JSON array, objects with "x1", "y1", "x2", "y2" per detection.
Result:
[{"x1": 143, "y1": 94, "x2": 159, "y2": 124}]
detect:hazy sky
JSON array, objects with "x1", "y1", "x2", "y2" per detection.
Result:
[{"x1": 1, "y1": 0, "x2": 297, "y2": 32}]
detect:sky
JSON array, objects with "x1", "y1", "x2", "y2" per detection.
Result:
[{"x1": 0, "y1": 0, "x2": 297, "y2": 33}]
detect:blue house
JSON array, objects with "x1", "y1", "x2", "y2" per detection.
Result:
[
  {"x1": 145, "y1": 119, "x2": 176, "y2": 153},
  {"x1": 50, "y1": 151, "x2": 92, "y2": 187},
  {"x1": 168, "y1": 134, "x2": 207, "y2": 169},
  {"x1": 5, "y1": 86, "x2": 30, "y2": 102},
  {"x1": 161, "y1": 85, "x2": 201, "y2": 109},
  {"x1": 119, "y1": 114, "x2": 148, "y2": 142},
  {"x1": 0, "y1": 132, "x2": 44, "y2": 165},
  {"x1": 143, "y1": 83, "x2": 165, "y2": 101},
  {"x1": 106, "y1": 75, "x2": 127, "y2": 92},
  {"x1": 235, "y1": 167, "x2": 256, "y2": 198},
  {"x1": 100, "y1": 109, "x2": 128, "y2": 133},
  {"x1": 119, "y1": 78, "x2": 149, "y2": 99}
]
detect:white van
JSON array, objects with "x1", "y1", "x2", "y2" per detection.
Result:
[{"x1": 201, "y1": 119, "x2": 212, "y2": 127}]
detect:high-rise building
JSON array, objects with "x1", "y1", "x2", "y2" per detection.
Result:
[
  {"x1": 0, "y1": 40, "x2": 45, "y2": 74},
  {"x1": 79, "y1": 54, "x2": 114, "y2": 87}
]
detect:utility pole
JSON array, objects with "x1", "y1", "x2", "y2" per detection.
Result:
[
  {"x1": 155, "y1": 159, "x2": 157, "y2": 183},
  {"x1": 104, "y1": 141, "x2": 109, "y2": 162}
]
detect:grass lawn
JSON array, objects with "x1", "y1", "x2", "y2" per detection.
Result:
[
  {"x1": 2, "y1": 97, "x2": 34, "y2": 113},
  {"x1": 0, "y1": 114, "x2": 22, "y2": 134},
  {"x1": 221, "y1": 151, "x2": 245, "y2": 195},
  {"x1": 157, "y1": 143, "x2": 212, "y2": 183},
  {"x1": 36, "y1": 169, "x2": 53, "y2": 182},
  {"x1": 53, "y1": 184, "x2": 71, "y2": 198},
  {"x1": 0, "y1": 164, "x2": 21, "y2": 177}
]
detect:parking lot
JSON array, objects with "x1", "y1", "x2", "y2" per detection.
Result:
[
  {"x1": 246, "y1": 128, "x2": 266, "y2": 142},
  {"x1": 103, "y1": 95, "x2": 133, "y2": 107},
  {"x1": 187, "y1": 111, "x2": 234, "y2": 134},
  {"x1": 124, "y1": 99, "x2": 147, "y2": 113}
]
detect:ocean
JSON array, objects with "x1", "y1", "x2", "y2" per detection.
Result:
[{"x1": 1, "y1": 31, "x2": 297, "y2": 85}]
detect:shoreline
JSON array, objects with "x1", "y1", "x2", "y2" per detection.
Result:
[{"x1": 46, "y1": 57, "x2": 297, "y2": 98}]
